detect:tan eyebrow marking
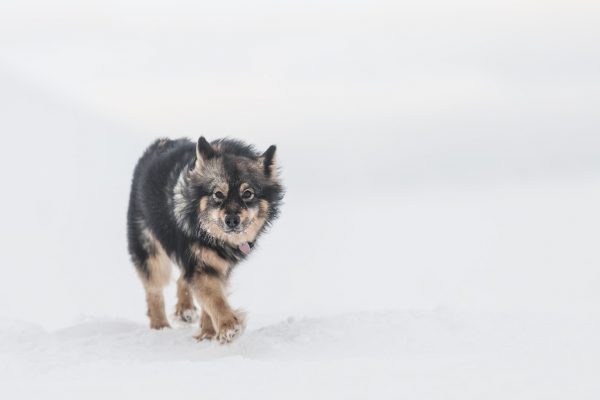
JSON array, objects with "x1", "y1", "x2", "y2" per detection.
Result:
[
  {"x1": 214, "y1": 182, "x2": 229, "y2": 196},
  {"x1": 239, "y1": 182, "x2": 251, "y2": 193}
]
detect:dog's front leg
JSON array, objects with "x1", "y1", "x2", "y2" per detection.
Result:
[{"x1": 190, "y1": 274, "x2": 244, "y2": 344}]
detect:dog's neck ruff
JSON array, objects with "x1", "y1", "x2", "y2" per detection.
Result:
[{"x1": 172, "y1": 168, "x2": 195, "y2": 236}]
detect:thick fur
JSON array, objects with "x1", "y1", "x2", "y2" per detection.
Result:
[{"x1": 127, "y1": 137, "x2": 283, "y2": 342}]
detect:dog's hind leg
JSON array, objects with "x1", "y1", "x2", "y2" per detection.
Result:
[
  {"x1": 141, "y1": 248, "x2": 172, "y2": 329},
  {"x1": 144, "y1": 260, "x2": 171, "y2": 329},
  {"x1": 175, "y1": 276, "x2": 198, "y2": 323},
  {"x1": 130, "y1": 227, "x2": 172, "y2": 330}
]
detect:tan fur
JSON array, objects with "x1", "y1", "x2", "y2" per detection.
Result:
[
  {"x1": 195, "y1": 310, "x2": 217, "y2": 341},
  {"x1": 191, "y1": 244, "x2": 231, "y2": 276},
  {"x1": 218, "y1": 208, "x2": 227, "y2": 224},
  {"x1": 258, "y1": 154, "x2": 278, "y2": 178},
  {"x1": 216, "y1": 182, "x2": 229, "y2": 196},
  {"x1": 201, "y1": 247, "x2": 231, "y2": 275},
  {"x1": 211, "y1": 142, "x2": 222, "y2": 152},
  {"x1": 239, "y1": 182, "x2": 252, "y2": 193},
  {"x1": 241, "y1": 199, "x2": 269, "y2": 240},
  {"x1": 145, "y1": 251, "x2": 171, "y2": 288},
  {"x1": 199, "y1": 196, "x2": 208, "y2": 212},
  {"x1": 145, "y1": 290, "x2": 169, "y2": 329},
  {"x1": 239, "y1": 208, "x2": 249, "y2": 223},
  {"x1": 190, "y1": 274, "x2": 244, "y2": 343},
  {"x1": 175, "y1": 276, "x2": 196, "y2": 320},
  {"x1": 258, "y1": 199, "x2": 269, "y2": 217},
  {"x1": 139, "y1": 229, "x2": 172, "y2": 329}
]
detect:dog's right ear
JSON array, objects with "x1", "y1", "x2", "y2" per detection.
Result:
[
  {"x1": 259, "y1": 145, "x2": 277, "y2": 178},
  {"x1": 195, "y1": 136, "x2": 216, "y2": 169}
]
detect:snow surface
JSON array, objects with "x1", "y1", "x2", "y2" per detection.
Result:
[
  {"x1": 2, "y1": 310, "x2": 599, "y2": 399},
  {"x1": 1, "y1": 0, "x2": 600, "y2": 398}
]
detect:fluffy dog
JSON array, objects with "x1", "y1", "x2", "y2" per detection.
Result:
[{"x1": 127, "y1": 137, "x2": 283, "y2": 343}]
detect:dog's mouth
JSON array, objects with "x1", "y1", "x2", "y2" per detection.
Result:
[
  {"x1": 238, "y1": 242, "x2": 253, "y2": 255},
  {"x1": 220, "y1": 224, "x2": 254, "y2": 254}
]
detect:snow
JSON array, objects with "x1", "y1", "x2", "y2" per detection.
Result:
[
  {"x1": 1, "y1": 0, "x2": 600, "y2": 398},
  {"x1": 2, "y1": 310, "x2": 599, "y2": 399}
]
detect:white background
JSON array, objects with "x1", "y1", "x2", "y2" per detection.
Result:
[{"x1": 0, "y1": 1, "x2": 599, "y2": 398}]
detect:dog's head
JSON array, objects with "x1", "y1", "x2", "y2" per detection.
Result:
[{"x1": 175, "y1": 137, "x2": 283, "y2": 251}]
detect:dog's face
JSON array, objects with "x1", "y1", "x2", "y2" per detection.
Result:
[{"x1": 180, "y1": 137, "x2": 283, "y2": 249}]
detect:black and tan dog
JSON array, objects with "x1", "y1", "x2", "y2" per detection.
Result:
[{"x1": 127, "y1": 137, "x2": 283, "y2": 343}]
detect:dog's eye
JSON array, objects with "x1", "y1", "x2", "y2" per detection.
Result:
[
  {"x1": 242, "y1": 190, "x2": 254, "y2": 201},
  {"x1": 213, "y1": 191, "x2": 225, "y2": 201}
]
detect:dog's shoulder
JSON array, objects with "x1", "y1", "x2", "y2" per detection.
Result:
[{"x1": 131, "y1": 138, "x2": 195, "y2": 192}]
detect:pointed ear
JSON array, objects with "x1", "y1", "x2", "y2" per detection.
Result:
[
  {"x1": 259, "y1": 145, "x2": 277, "y2": 178},
  {"x1": 195, "y1": 136, "x2": 216, "y2": 169}
]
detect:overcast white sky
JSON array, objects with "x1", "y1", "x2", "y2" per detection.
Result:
[{"x1": 1, "y1": 0, "x2": 599, "y2": 186}]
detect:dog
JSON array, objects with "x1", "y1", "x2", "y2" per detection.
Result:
[{"x1": 127, "y1": 136, "x2": 283, "y2": 343}]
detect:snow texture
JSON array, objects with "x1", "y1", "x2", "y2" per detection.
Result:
[
  {"x1": 1, "y1": 0, "x2": 599, "y2": 398},
  {"x1": 2, "y1": 311, "x2": 599, "y2": 399}
]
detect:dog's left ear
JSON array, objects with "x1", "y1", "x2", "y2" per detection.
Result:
[{"x1": 259, "y1": 145, "x2": 277, "y2": 178}]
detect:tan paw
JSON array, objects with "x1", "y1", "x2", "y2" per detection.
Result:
[
  {"x1": 217, "y1": 314, "x2": 245, "y2": 344},
  {"x1": 194, "y1": 315, "x2": 217, "y2": 341},
  {"x1": 150, "y1": 320, "x2": 171, "y2": 330},
  {"x1": 194, "y1": 329, "x2": 216, "y2": 342}
]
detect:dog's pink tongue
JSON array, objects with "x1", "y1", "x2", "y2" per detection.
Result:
[{"x1": 239, "y1": 242, "x2": 252, "y2": 255}]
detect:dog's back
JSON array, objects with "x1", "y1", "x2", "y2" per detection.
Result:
[{"x1": 127, "y1": 138, "x2": 191, "y2": 262}]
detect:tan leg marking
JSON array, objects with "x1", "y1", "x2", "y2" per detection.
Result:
[
  {"x1": 190, "y1": 274, "x2": 245, "y2": 343},
  {"x1": 139, "y1": 230, "x2": 172, "y2": 330},
  {"x1": 175, "y1": 276, "x2": 198, "y2": 323},
  {"x1": 195, "y1": 309, "x2": 217, "y2": 341},
  {"x1": 145, "y1": 288, "x2": 170, "y2": 330}
]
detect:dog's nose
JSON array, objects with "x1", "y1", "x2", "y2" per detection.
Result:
[{"x1": 224, "y1": 214, "x2": 241, "y2": 229}]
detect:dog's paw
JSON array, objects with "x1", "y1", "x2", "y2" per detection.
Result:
[
  {"x1": 175, "y1": 307, "x2": 198, "y2": 323},
  {"x1": 194, "y1": 322, "x2": 217, "y2": 342},
  {"x1": 217, "y1": 312, "x2": 246, "y2": 344},
  {"x1": 150, "y1": 320, "x2": 171, "y2": 330},
  {"x1": 217, "y1": 321, "x2": 243, "y2": 344},
  {"x1": 194, "y1": 329, "x2": 216, "y2": 342}
]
